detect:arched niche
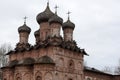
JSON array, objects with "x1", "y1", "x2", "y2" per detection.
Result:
[
  {"x1": 77, "y1": 62, "x2": 82, "y2": 70},
  {"x1": 24, "y1": 73, "x2": 31, "y2": 80},
  {"x1": 44, "y1": 72, "x2": 53, "y2": 80},
  {"x1": 35, "y1": 71, "x2": 42, "y2": 80},
  {"x1": 15, "y1": 73, "x2": 22, "y2": 80}
]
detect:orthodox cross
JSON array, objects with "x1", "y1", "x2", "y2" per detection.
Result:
[
  {"x1": 55, "y1": 5, "x2": 58, "y2": 14},
  {"x1": 24, "y1": 16, "x2": 27, "y2": 24},
  {"x1": 47, "y1": 0, "x2": 49, "y2": 6},
  {"x1": 67, "y1": 11, "x2": 71, "y2": 20}
]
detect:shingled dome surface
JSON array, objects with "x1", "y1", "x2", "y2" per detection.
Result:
[
  {"x1": 18, "y1": 23, "x2": 31, "y2": 33},
  {"x1": 62, "y1": 19, "x2": 75, "y2": 30},
  {"x1": 36, "y1": 3, "x2": 54, "y2": 24},
  {"x1": 36, "y1": 55, "x2": 55, "y2": 64},
  {"x1": 49, "y1": 14, "x2": 63, "y2": 25}
]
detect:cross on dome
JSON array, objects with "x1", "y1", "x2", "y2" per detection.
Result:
[
  {"x1": 47, "y1": 0, "x2": 49, "y2": 6},
  {"x1": 24, "y1": 16, "x2": 27, "y2": 24},
  {"x1": 55, "y1": 5, "x2": 59, "y2": 14},
  {"x1": 67, "y1": 11, "x2": 71, "y2": 20}
]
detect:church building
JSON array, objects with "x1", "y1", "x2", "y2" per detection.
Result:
[
  {"x1": 1, "y1": 2, "x2": 120, "y2": 80},
  {"x1": 2, "y1": 2, "x2": 87, "y2": 80}
]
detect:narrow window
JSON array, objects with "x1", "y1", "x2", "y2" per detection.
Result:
[
  {"x1": 68, "y1": 60, "x2": 74, "y2": 69},
  {"x1": 69, "y1": 78, "x2": 73, "y2": 80},
  {"x1": 16, "y1": 77, "x2": 21, "y2": 80},
  {"x1": 36, "y1": 76, "x2": 42, "y2": 80}
]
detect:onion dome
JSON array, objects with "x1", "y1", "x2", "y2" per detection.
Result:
[
  {"x1": 36, "y1": 2, "x2": 54, "y2": 24},
  {"x1": 36, "y1": 55, "x2": 55, "y2": 64},
  {"x1": 18, "y1": 23, "x2": 31, "y2": 34},
  {"x1": 49, "y1": 14, "x2": 63, "y2": 25},
  {"x1": 34, "y1": 29, "x2": 40, "y2": 37},
  {"x1": 62, "y1": 19, "x2": 75, "y2": 30}
]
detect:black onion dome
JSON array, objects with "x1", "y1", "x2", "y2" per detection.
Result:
[
  {"x1": 18, "y1": 23, "x2": 31, "y2": 33},
  {"x1": 62, "y1": 19, "x2": 75, "y2": 30},
  {"x1": 36, "y1": 55, "x2": 55, "y2": 64},
  {"x1": 49, "y1": 14, "x2": 63, "y2": 25},
  {"x1": 36, "y1": 3, "x2": 55, "y2": 24},
  {"x1": 34, "y1": 29, "x2": 40, "y2": 37}
]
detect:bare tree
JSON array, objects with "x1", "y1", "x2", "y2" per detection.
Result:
[
  {"x1": 0, "y1": 43, "x2": 12, "y2": 67},
  {"x1": 102, "y1": 66, "x2": 112, "y2": 74},
  {"x1": 114, "y1": 59, "x2": 120, "y2": 75}
]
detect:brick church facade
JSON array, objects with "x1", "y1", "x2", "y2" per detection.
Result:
[{"x1": 1, "y1": 2, "x2": 120, "y2": 80}]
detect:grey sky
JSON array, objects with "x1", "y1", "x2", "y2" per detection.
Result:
[{"x1": 0, "y1": 0, "x2": 120, "y2": 70}]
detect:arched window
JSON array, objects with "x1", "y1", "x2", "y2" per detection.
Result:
[
  {"x1": 68, "y1": 78, "x2": 73, "y2": 80},
  {"x1": 16, "y1": 77, "x2": 21, "y2": 80},
  {"x1": 68, "y1": 60, "x2": 74, "y2": 69},
  {"x1": 36, "y1": 76, "x2": 42, "y2": 80}
]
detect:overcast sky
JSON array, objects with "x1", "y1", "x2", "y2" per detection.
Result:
[{"x1": 0, "y1": 0, "x2": 120, "y2": 70}]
